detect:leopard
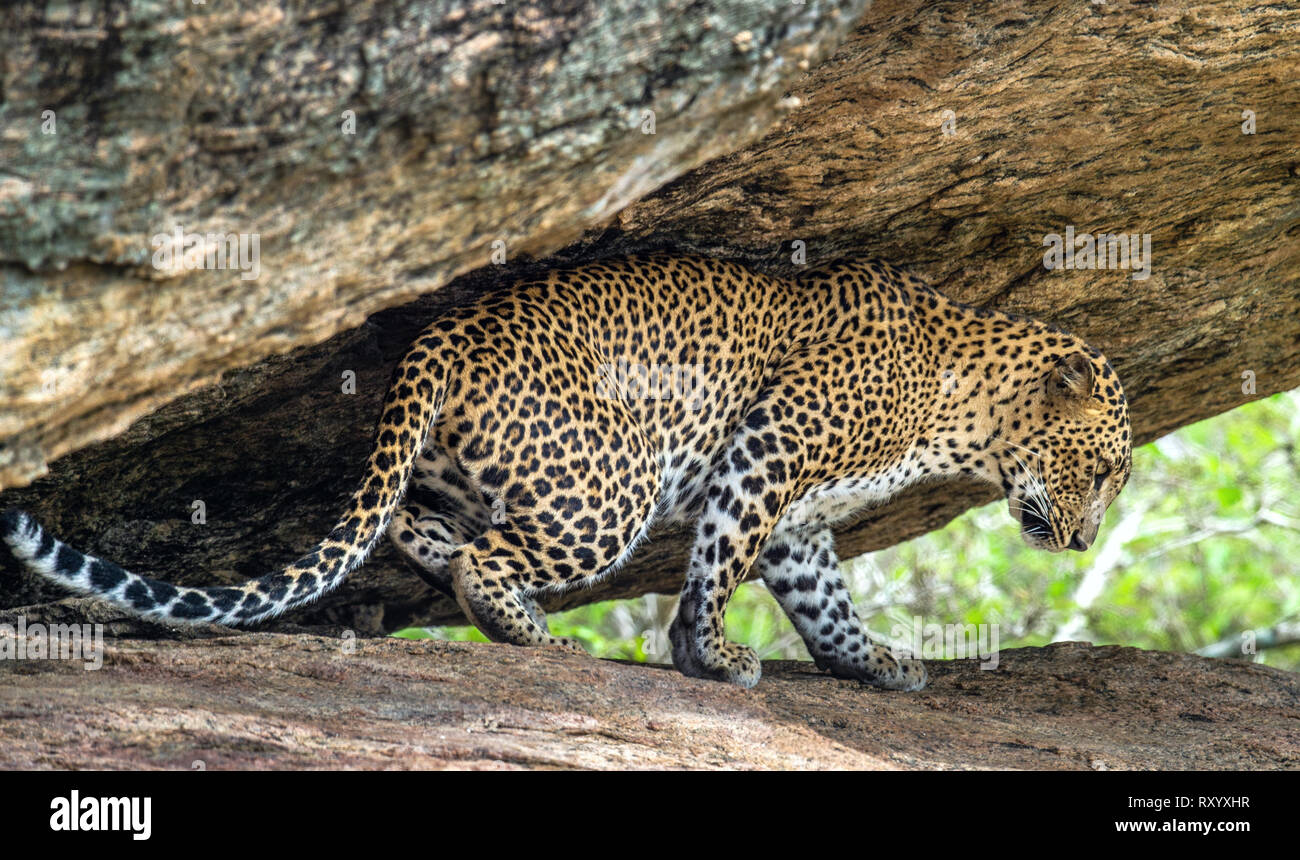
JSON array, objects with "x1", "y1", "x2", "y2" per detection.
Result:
[{"x1": 1, "y1": 254, "x2": 1132, "y2": 690}]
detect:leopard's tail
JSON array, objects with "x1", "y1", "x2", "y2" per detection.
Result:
[{"x1": 1, "y1": 343, "x2": 445, "y2": 627}]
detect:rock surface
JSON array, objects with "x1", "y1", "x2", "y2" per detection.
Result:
[
  {"x1": 0, "y1": 633, "x2": 1295, "y2": 769},
  {"x1": 3, "y1": 0, "x2": 1299, "y2": 631}
]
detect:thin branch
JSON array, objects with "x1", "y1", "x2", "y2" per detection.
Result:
[{"x1": 1195, "y1": 620, "x2": 1300, "y2": 659}]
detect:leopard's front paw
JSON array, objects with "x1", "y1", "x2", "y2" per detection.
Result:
[
  {"x1": 671, "y1": 627, "x2": 762, "y2": 688},
  {"x1": 823, "y1": 645, "x2": 927, "y2": 692},
  {"x1": 877, "y1": 655, "x2": 927, "y2": 692},
  {"x1": 697, "y1": 641, "x2": 762, "y2": 688},
  {"x1": 545, "y1": 635, "x2": 587, "y2": 653}
]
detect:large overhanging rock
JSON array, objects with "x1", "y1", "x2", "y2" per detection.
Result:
[
  {"x1": 0, "y1": 0, "x2": 866, "y2": 489},
  {"x1": 3, "y1": 0, "x2": 1299, "y2": 635}
]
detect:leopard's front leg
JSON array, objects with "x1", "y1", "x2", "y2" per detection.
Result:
[
  {"x1": 758, "y1": 527, "x2": 926, "y2": 691},
  {"x1": 668, "y1": 411, "x2": 804, "y2": 688}
]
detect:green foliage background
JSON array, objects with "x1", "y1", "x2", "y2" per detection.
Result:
[{"x1": 397, "y1": 390, "x2": 1300, "y2": 672}]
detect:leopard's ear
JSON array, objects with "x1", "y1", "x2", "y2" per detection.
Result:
[{"x1": 1048, "y1": 351, "x2": 1095, "y2": 400}]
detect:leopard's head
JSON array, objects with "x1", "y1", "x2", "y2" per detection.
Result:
[{"x1": 997, "y1": 348, "x2": 1132, "y2": 553}]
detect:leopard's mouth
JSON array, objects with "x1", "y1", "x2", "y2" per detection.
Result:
[
  {"x1": 1020, "y1": 506, "x2": 1051, "y2": 536},
  {"x1": 1011, "y1": 494, "x2": 1062, "y2": 552}
]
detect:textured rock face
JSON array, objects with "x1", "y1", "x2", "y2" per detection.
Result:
[
  {"x1": 0, "y1": 0, "x2": 867, "y2": 489},
  {"x1": 3, "y1": 0, "x2": 1299, "y2": 634},
  {"x1": 0, "y1": 634, "x2": 1295, "y2": 769}
]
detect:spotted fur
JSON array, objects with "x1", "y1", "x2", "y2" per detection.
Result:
[{"x1": 1, "y1": 255, "x2": 1132, "y2": 689}]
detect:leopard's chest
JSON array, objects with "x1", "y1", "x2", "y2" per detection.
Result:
[
  {"x1": 776, "y1": 457, "x2": 925, "y2": 535},
  {"x1": 653, "y1": 444, "x2": 927, "y2": 536}
]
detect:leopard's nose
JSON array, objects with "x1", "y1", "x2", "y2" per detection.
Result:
[{"x1": 1068, "y1": 532, "x2": 1090, "y2": 552}]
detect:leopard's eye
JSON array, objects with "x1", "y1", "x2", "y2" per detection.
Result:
[{"x1": 1093, "y1": 460, "x2": 1111, "y2": 490}]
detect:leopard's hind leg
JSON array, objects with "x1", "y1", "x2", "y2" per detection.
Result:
[
  {"x1": 445, "y1": 412, "x2": 661, "y2": 650},
  {"x1": 388, "y1": 449, "x2": 487, "y2": 599},
  {"x1": 444, "y1": 526, "x2": 584, "y2": 648},
  {"x1": 390, "y1": 451, "x2": 557, "y2": 631}
]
